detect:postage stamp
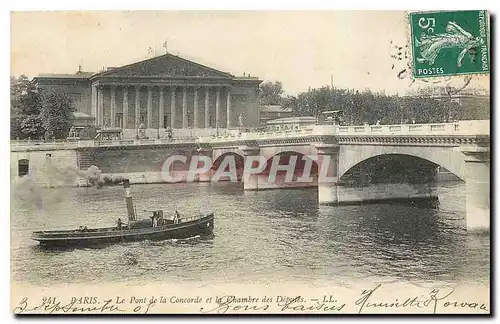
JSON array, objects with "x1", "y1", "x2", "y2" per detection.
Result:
[{"x1": 410, "y1": 10, "x2": 490, "y2": 78}]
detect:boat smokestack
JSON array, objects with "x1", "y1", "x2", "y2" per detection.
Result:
[{"x1": 123, "y1": 179, "x2": 136, "y2": 222}]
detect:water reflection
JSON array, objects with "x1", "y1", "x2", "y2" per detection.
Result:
[{"x1": 249, "y1": 188, "x2": 319, "y2": 218}]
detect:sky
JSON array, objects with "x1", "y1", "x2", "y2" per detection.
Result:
[{"x1": 10, "y1": 11, "x2": 489, "y2": 96}]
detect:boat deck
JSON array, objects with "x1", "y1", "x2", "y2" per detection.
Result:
[{"x1": 32, "y1": 214, "x2": 214, "y2": 241}]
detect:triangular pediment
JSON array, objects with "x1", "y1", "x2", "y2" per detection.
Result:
[{"x1": 96, "y1": 54, "x2": 233, "y2": 78}]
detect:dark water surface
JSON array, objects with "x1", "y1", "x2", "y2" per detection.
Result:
[{"x1": 11, "y1": 182, "x2": 490, "y2": 287}]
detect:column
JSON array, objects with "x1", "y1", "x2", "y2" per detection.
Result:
[
  {"x1": 193, "y1": 87, "x2": 199, "y2": 128},
  {"x1": 147, "y1": 86, "x2": 153, "y2": 128},
  {"x1": 123, "y1": 87, "x2": 129, "y2": 129},
  {"x1": 159, "y1": 87, "x2": 164, "y2": 129},
  {"x1": 241, "y1": 146, "x2": 261, "y2": 190},
  {"x1": 462, "y1": 146, "x2": 490, "y2": 231},
  {"x1": 204, "y1": 87, "x2": 210, "y2": 128},
  {"x1": 182, "y1": 86, "x2": 188, "y2": 128},
  {"x1": 315, "y1": 144, "x2": 340, "y2": 205},
  {"x1": 215, "y1": 87, "x2": 221, "y2": 128},
  {"x1": 226, "y1": 88, "x2": 232, "y2": 128},
  {"x1": 98, "y1": 86, "x2": 104, "y2": 127},
  {"x1": 110, "y1": 85, "x2": 116, "y2": 127},
  {"x1": 135, "y1": 86, "x2": 141, "y2": 127},
  {"x1": 170, "y1": 86, "x2": 176, "y2": 128},
  {"x1": 91, "y1": 84, "x2": 98, "y2": 126}
]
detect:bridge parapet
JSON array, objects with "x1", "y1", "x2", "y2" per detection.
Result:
[
  {"x1": 198, "y1": 120, "x2": 489, "y2": 146},
  {"x1": 10, "y1": 138, "x2": 198, "y2": 152},
  {"x1": 336, "y1": 120, "x2": 489, "y2": 136},
  {"x1": 198, "y1": 125, "x2": 337, "y2": 144}
]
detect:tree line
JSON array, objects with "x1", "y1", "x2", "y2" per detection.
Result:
[
  {"x1": 11, "y1": 75, "x2": 76, "y2": 140},
  {"x1": 259, "y1": 81, "x2": 489, "y2": 125}
]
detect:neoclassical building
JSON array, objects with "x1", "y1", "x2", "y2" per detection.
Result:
[{"x1": 34, "y1": 53, "x2": 262, "y2": 134}]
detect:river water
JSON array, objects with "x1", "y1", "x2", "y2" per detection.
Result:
[{"x1": 11, "y1": 181, "x2": 489, "y2": 288}]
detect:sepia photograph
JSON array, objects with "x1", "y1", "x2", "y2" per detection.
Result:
[{"x1": 9, "y1": 9, "x2": 490, "y2": 315}]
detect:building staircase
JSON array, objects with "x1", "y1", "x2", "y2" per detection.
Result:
[{"x1": 76, "y1": 150, "x2": 96, "y2": 170}]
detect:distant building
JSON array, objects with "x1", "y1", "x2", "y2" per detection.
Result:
[
  {"x1": 259, "y1": 105, "x2": 294, "y2": 126},
  {"x1": 405, "y1": 86, "x2": 490, "y2": 120},
  {"x1": 34, "y1": 53, "x2": 262, "y2": 135}
]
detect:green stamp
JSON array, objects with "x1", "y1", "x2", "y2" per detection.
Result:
[{"x1": 410, "y1": 10, "x2": 490, "y2": 78}]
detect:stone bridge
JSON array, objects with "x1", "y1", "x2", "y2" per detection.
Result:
[
  {"x1": 11, "y1": 120, "x2": 490, "y2": 230},
  {"x1": 199, "y1": 120, "x2": 490, "y2": 231}
]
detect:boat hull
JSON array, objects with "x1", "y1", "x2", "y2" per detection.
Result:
[{"x1": 32, "y1": 214, "x2": 214, "y2": 248}]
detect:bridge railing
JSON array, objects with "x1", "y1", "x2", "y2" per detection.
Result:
[
  {"x1": 198, "y1": 120, "x2": 489, "y2": 144},
  {"x1": 94, "y1": 138, "x2": 198, "y2": 147},
  {"x1": 10, "y1": 137, "x2": 199, "y2": 150},
  {"x1": 10, "y1": 140, "x2": 80, "y2": 150},
  {"x1": 198, "y1": 125, "x2": 331, "y2": 143},
  {"x1": 335, "y1": 120, "x2": 490, "y2": 136}
]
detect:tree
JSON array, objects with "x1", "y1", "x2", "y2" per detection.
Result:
[
  {"x1": 40, "y1": 90, "x2": 75, "y2": 139},
  {"x1": 10, "y1": 114, "x2": 23, "y2": 140},
  {"x1": 281, "y1": 86, "x2": 471, "y2": 125},
  {"x1": 259, "y1": 81, "x2": 284, "y2": 105},
  {"x1": 10, "y1": 75, "x2": 43, "y2": 139},
  {"x1": 20, "y1": 115, "x2": 44, "y2": 139}
]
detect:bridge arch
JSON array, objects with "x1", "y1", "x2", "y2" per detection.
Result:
[
  {"x1": 212, "y1": 148, "x2": 245, "y2": 164},
  {"x1": 260, "y1": 145, "x2": 316, "y2": 162},
  {"x1": 211, "y1": 151, "x2": 245, "y2": 181},
  {"x1": 338, "y1": 146, "x2": 466, "y2": 181},
  {"x1": 261, "y1": 150, "x2": 319, "y2": 183},
  {"x1": 339, "y1": 153, "x2": 443, "y2": 186}
]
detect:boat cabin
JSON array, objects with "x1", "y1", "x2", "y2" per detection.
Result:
[
  {"x1": 151, "y1": 210, "x2": 163, "y2": 220},
  {"x1": 146, "y1": 209, "x2": 176, "y2": 227}
]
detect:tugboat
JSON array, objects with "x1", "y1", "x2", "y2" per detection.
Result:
[{"x1": 32, "y1": 179, "x2": 214, "y2": 248}]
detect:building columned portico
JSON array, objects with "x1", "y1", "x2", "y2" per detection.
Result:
[
  {"x1": 91, "y1": 83, "x2": 236, "y2": 129},
  {"x1": 35, "y1": 53, "x2": 262, "y2": 134}
]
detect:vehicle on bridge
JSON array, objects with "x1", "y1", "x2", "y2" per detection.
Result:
[
  {"x1": 31, "y1": 179, "x2": 214, "y2": 248},
  {"x1": 321, "y1": 110, "x2": 344, "y2": 125},
  {"x1": 266, "y1": 116, "x2": 316, "y2": 131}
]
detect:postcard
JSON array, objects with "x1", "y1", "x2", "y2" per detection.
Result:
[{"x1": 10, "y1": 10, "x2": 490, "y2": 315}]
